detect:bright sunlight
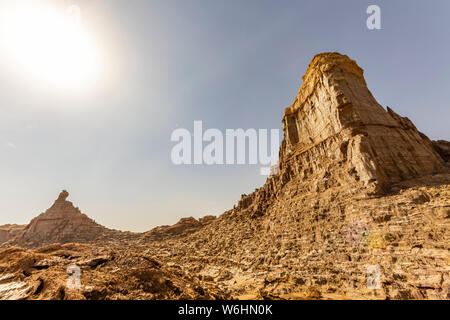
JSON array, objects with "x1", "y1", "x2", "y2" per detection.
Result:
[{"x1": 1, "y1": 3, "x2": 102, "y2": 92}]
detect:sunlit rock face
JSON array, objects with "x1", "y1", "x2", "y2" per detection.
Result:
[
  {"x1": 281, "y1": 52, "x2": 443, "y2": 192},
  {"x1": 235, "y1": 53, "x2": 446, "y2": 219}
]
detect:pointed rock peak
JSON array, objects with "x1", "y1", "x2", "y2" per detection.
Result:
[
  {"x1": 57, "y1": 190, "x2": 69, "y2": 202},
  {"x1": 7, "y1": 190, "x2": 109, "y2": 248},
  {"x1": 303, "y1": 52, "x2": 365, "y2": 84},
  {"x1": 49, "y1": 189, "x2": 77, "y2": 213},
  {"x1": 278, "y1": 52, "x2": 444, "y2": 193}
]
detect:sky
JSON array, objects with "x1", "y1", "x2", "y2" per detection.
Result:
[{"x1": 0, "y1": 0, "x2": 449, "y2": 232}]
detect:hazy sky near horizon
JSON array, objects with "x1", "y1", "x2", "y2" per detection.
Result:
[{"x1": 0, "y1": 0, "x2": 449, "y2": 231}]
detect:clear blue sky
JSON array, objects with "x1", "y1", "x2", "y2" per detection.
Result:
[{"x1": 0, "y1": 0, "x2": 449, "y2": 231}]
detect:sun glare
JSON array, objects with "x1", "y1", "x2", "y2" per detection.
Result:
[{"x1": 1, "y1": 4, "x2": 102, "y2": 92}]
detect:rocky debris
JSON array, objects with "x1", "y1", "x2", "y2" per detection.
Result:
[
  {"x1": 0, "y1": 224, "x2": 26, "y2": 245},
  {"x1": 143, "y1": 216, "x2": 216, "y2": 241},
  {"x1": 78, "y1": 256, "x2": 111, "y2": 269},
  {"x1": 233, "y1": 53, "x2": 446, "y2": 218},
  {"x1": 148, "y1": 173, "x2": 450, "y2": 300},
  {"x1": 0, "y1": 278, "x2": 35, "y2": 300},
  {"x1": 0, "y1": 244, "x2": 228, "y2": 300}
]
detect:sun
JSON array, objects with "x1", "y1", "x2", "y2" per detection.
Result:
[{"x1": 1, "y1": 4, "x2": 102, "y2": 92}]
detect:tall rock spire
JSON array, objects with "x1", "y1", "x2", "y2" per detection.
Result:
[
  {"x1": 280, "y1": 52, "x2": 443, "y2": 192},
  {"x1": 237, "y1": 53, "x2": 446, "y2": 217}
]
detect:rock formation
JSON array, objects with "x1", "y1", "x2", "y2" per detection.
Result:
[
  {"x1": 146, "y1": 53, "x2": 450, "y2": 300},
  {"x1": 282, "y1": 53, "x2": 443, "y2": 192},
  {"x1": 233, "y1": 53, "x2": 446, "y2": 219},
  {"x1": 143, "y1": 216, "x2": 216, "y2": 241},
  {"x1": 5, "y1": 191, "x2": 113, "y2": 248},
  {"x1": 0, "y1": 52, "x2": 448, "y2": 300},
  {"x1": 433, "y1": 140, "x2": 450, "y2": 162},
  {"x1": 0, "y1": 225, "x2": 26, "y2": 245}
]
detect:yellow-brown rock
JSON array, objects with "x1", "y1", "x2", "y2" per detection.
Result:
[
  {"x1": 282, "y1": 52, "x2": 443, "y2": 193},
  {"x1": 6, "y1": 191, "x2": 113, "y2": 248},
  {"x1": 0, "y1": 225, "x2": 26, "y2": 245}
]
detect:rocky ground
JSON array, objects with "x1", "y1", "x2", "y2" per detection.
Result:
[
  {"x1": 144, "y1": 172, "x2": 450, "y2": 300},
  {"x1": 1, "y1": 172, "x2": 448, "y2": 300},
  {"x1": 0, "y1": 53, "x2": 448, "y2": 300},
  {"x1": 0, "y1": 243, "x2": 227, "y2": 300}
]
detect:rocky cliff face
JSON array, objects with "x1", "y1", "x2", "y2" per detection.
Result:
[
  {"x1": 235, "y1": 53, "x2": 445, "y2": 218},
  {"x1": 282, "y1": 53, "x2": 443, "y2": 191},
  {"x1": 0, "y1": 244, "x2": 227, "y2": 300},
  {"x1": 0, "y1": 224, "x2": 26, "y2": 245}
]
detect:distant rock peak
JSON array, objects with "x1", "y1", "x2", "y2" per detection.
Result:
[
  {"x1": 56, "y1": 190, "x2": 69, "y2": 202},
  {"x1": 5, "y1": 190, "x2": 110, "y2": 248}
]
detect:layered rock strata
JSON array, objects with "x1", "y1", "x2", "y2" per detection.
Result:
[
  {"x1": 282, "y1": 53, "x2": 443, "y2": 191},
  {"x1": 6, "y1": 191, "x2": 113, "y2": 248},
  {"x1": 0, "y1": 225, "x2": 26, "y2": 245},
  {"x1": 236, "y1": 52, "x2": 446, "y2": 217}
]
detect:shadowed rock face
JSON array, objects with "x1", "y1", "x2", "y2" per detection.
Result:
[
  {"x1": 433, "y1": 140, "x2": 450, "y2": 162},
  {"x1": 0, "y1": 225, "x2": 26, "y2": 245},
  {"x1": 235, "y1": 53, "x2": 447, "y2": 219}
]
